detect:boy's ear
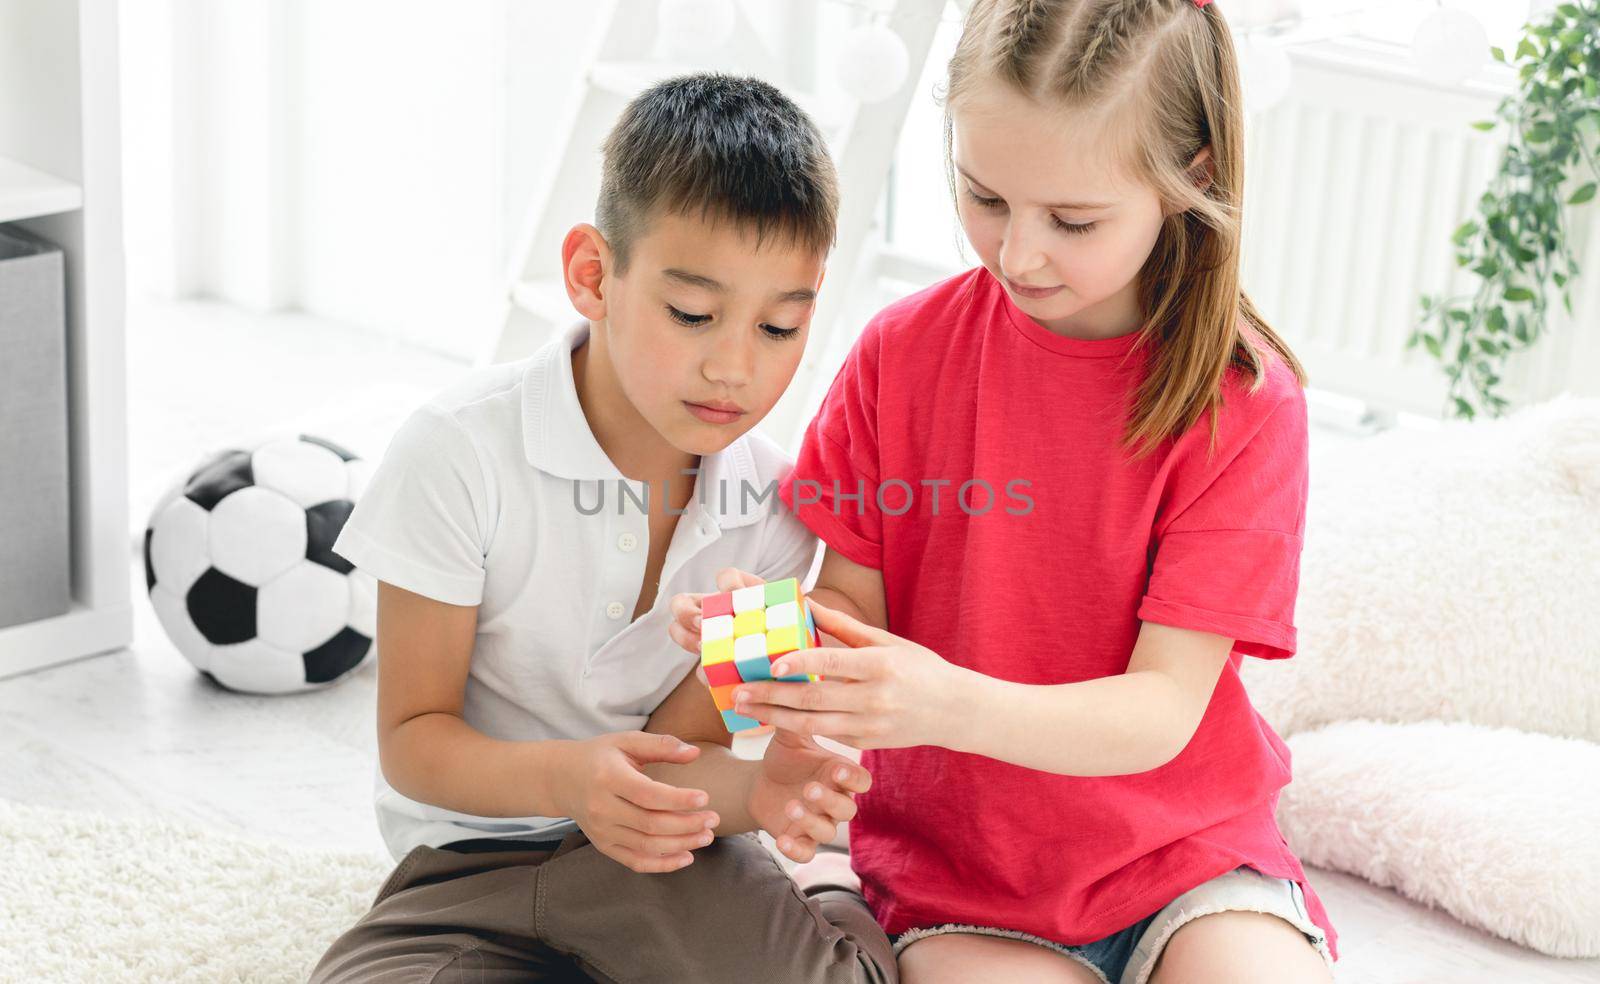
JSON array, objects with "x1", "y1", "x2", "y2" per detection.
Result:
[
  {"x1": 1186, "y1": 145, "x2": 1215, "y2": 193},
  {"x1": 562, "y1": 223, "x2": 612, "y2": 321}
]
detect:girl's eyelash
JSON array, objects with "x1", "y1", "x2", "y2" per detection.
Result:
[
  {"x1": 966, "y1": 187, "x2": 1096, "y2": 236},
  {"x1": 966, "y1": 187, "x2": 1003, "y2": 209},
  {"x1": 668, "y1": 304, "x2": 799, "y2": 340},
  {"x1": 1052, "y1": 215, "x2": 1097, "y2": 235}
]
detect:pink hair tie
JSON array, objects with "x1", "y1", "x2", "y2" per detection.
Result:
[{"x1": 1192, "y1": 0, "x2": 1214, "y2": 7}]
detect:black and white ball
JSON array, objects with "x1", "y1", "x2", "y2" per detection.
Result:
[{"x1": 143, "y1": 435, "x2": 376, "y2": 694}]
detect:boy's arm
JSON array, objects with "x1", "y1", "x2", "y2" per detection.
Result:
[
  {"x1": 376, "y1": 580, "x2": 572, "y2": 818},
  {"x1": 641, "y1": 666, "x2": 760, "y2": 836},
  {"x1": 376, "y1": 581, "x2": 718, "y2": 872},
  {"x1": 653, "y1": 563, "x2": 876, "y2": 862},
  {"x1": 643, "y1": 659, "x2": 870, "y2": 862}
]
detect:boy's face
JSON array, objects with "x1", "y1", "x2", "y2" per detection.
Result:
[{"x1": 601, "y1": 211, "x2": 826, "y2": 455}]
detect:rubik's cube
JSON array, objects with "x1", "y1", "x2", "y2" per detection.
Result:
[{"x1": 700, "y1": 577, "x2": 821, "y2": 733}]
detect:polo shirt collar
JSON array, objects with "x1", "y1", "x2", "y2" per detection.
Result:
[
  {"x1": 520, "y1": 320, "x2": 767, "y2": 531},
  {"x1": 690, "y1": 429, "x2": 765, "y2": 531}
]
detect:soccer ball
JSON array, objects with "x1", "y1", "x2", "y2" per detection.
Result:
[{"x1": 143, "y1": 435, "x2": 377, "y2": 694}]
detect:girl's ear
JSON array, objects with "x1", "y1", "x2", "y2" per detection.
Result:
[
  {"x1": 1186, "y1": 146, "x2": 1215, "y2": 193},
  {"x1": 561, "y1": 223, "x2": 612, "y2": 321}
]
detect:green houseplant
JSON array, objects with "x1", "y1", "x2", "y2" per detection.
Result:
[{"x1": 1411, "y1": 1, "x2": 1600, "y2": 420}]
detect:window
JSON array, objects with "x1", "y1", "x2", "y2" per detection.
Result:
[{"x1": 882, "y1": 3, "x2": 966, "y2": 269}]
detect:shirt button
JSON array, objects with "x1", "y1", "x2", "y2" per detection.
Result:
[
  {"x1": 605, "y1": 601, "x2": 626, "y2": 620},
  {"x1": 617, "y1": 532, "x2": 638, "y2": 552}
]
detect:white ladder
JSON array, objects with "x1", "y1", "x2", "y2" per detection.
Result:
[{"x1": 484, "y1": 0, "x2": 951, "y2": 404}]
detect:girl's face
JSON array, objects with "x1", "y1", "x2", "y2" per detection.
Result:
[{"x1": 951, "y1": 81, "x2": 1167, "y2": 340}]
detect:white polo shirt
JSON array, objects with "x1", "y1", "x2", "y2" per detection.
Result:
[{"x1": 333, "y1": 320, "x2": 817, "y2": 861}]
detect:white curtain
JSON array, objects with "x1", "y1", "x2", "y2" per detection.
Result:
[{"x1": 120, "y1": 0, "x2": 607, "y2": 361}]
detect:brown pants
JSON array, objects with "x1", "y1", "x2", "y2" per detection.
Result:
[{"x1": 308, "y1": 831, "x2": 897, "y2": 984}]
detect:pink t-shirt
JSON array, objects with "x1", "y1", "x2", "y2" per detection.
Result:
[{"x1": 779, "y1": 267, "x2": 1337, "y2": 956}]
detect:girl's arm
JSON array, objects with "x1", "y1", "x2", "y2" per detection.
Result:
[
  {"x1": 952, "y1": 620, "x2": 1232, "y2": 775},
  {"x1": 804, "y1": 546, "x2": 888, "y2": 630},
  {"x1": 754, "y1": 548, "x2": 1232, "y2": 777}
]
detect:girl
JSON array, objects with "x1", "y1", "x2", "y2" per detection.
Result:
[{"x1": 670, "y1": 1, "x2": 1336, "y2": 982}]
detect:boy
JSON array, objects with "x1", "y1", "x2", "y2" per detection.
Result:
[{"x1": 310, "y1": 75, "x2": 896, "y2": 983}]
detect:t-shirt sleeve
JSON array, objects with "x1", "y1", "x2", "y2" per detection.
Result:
[
  {"x1": 754, "y1": 506, "x2": 821, "y2": 586},
  {"x1": 778, "y1": 320, "x2": 884, "y2": 570},
  {"x1": 1137, "y1": 388, "x2": 1309, "y2": 660},
  {"x1": 332, "y1": 405, "x2": 490, "y2": 606}
]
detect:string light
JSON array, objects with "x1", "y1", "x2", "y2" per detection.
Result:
[
  {"x1": 837, "y1": 22, "x2": 913, "y2": 102},
  {"x1": 1238, "y1": 36, "x2": 1295, "y2": 112},
  {"x1": 657, "y1": 0, "x2": 738, "y2": 58},
  {"x1": 654, "y1": 0, "x2": 1492, "y2": 108},
  {"x1": 1411, "y1": 5, "x2": 1490, "y2": 85}
]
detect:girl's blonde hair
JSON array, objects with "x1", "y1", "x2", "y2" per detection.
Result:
[{"x1": 945, "y1": 0, "x2": 1308, "y2": 456}]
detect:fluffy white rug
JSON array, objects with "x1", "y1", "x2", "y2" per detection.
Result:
[
  {"x1": 1240, "y1": 396, "x2": 1600, "y2": 958},
  {"x1": 0, "y1": 799, "x2": 390, "y2": 983},
  {"x1": 1279, "y1": 719, "x2": 1600, "y2": 958}
]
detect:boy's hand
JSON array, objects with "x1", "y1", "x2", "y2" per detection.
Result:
[
  {"x1": 748, "y1": 728, "x2": 870, "y2": 863},
  {"x1": 554, "y1": 732, "x2": 721, "y2": 873},
  {"x1": 668, "y1": 567, "x2": 764, "y2": 662}
]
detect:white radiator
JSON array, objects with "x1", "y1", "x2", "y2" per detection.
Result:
[
  {"x1": 772, "y1": 38, "x2": 1600, "y2": 449},
  {"x1": 1240, "y1": 40, "x2": 1600, "y2": 418}
]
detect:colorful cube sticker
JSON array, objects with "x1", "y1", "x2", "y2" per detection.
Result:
[
  {"x1": 703, "y1": 659, "x2": 742, "y2": 688},
  {"x1": 703, "y1": 593, "x2": 734, "y2": 620},
  {"x1": 732, "y1": 609, "x2": 764, "y2": 636},
  {"x1": 698, "y1": 577, "x2": 821, "y2": 732}
]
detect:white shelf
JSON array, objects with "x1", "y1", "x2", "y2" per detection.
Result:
[
  {"x1": 0, "y1": 155, "x2": 81, "y2": 224},
  {"x1": 0, "y1": 602, "x2": 131, "y2": 681},
  {"x1": 0, "y1": 0, "x2": 132, "y2": 678}
]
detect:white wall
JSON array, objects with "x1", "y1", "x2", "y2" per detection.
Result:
[
  {"x1": 126, "y1": 0, "x2": 1578, "y2": 385},
  {"x1": 122, "y1": 1, "x2": 836, "y2": 361},
  {"x1": 498, "y1": 2, "x2": 612, "y2": 280},
  {"x1": 118, "y1": 0, "x2": 174, "y2": 300},
  {"x1": 123, "y1": 0, "x2": 612, "y2": 362},
  {"x1": 291, "y1": 1, "x2": 503, "y2": 358}
]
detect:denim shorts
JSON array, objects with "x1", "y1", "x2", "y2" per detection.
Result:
[{"x1": 891, "y1": 865, "x2": 1333, "y2": 984}]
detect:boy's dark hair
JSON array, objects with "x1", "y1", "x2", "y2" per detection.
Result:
[{"x1": 597, "y1": 74, "x2": 839, "y2": 271}]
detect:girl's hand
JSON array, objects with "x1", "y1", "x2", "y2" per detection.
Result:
[
  {"x1": 553, "y1": 732, "x2": 722, "y2": 873},
  {"x1": 731, "y1": 601, "x2": 969, "y2": 750},
  {"x1": 667, "y1": 567, "x2": 764, "y2": 661},
  {"x1": 747, "y1": 728, "x2": 870, "y2": 863}
]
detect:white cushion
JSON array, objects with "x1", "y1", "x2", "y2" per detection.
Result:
[
  {"x1": 1279, "y1": 719, "x2": 1600, "y2": 957},
  {"x1": 1232, "y1": 397, "x2": 1600, "y2": 958},
  {"x1": 1243, "y1": 396, "x2": 1600, "y2": 743}
]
